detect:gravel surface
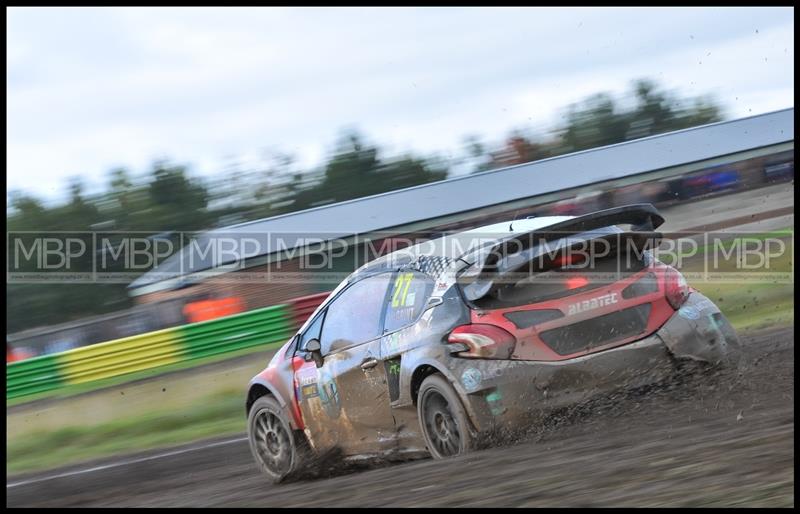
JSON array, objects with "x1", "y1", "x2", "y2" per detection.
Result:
[{"x1": 7, "y1": 326, "x2": 794, "y2": 507}]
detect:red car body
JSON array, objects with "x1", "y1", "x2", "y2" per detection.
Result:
[{"x1": 245, "y1": 204, "x2": 742, "y2": 482}]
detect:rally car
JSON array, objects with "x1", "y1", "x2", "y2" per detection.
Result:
[{"x1": 245, "y1": 204, "x2": 742, "y2": 482}]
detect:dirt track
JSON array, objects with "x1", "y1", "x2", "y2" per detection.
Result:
[{"x1": 7, "y1": 326, "x2": 794, "y2": 507}]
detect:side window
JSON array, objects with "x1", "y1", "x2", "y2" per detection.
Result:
[
  {"x1": 320, "y1": 274, "x2": 392, "y2": 354},
  {"x1": 299, "y1": 311, "x2": 325, "y2": 351},
  {"x1": 384, "y1": 271, "x2": 435, "y2": 333}
]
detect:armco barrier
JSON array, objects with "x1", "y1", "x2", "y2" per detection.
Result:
[
  {"x1": 6, "y1": 304, "x2": 294, "y2": 400},
  {"x1": 6, "y1": 354, "x2": 66, "y2": 398},
  {"x1": 288, "y1": 291, "x2": 331, "y2": 329},
  {"x1": 179, "y1": 304, "x2": 293, "y2": 360},
  {"x1": 59, "y1": 327, "x2": 185, "y2": 385}
]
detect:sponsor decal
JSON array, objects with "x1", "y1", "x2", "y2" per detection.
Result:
[
  {"x1": 567, "y1": 292, "x2": 619, "y2": 315},
  {"x1": 384, "y1": 331, "x2": 402, "y2": 354},
  {"x1": 383, "y1": 328, "x2": 418, "y2": 355},
  {"x1": 297, "y1": 372, "x2": 317, "y2": 386},
  {"x1": 461, "y1": 368, "x2": 483, "y2": 392},
  {"x1": 485, "y1": 390, "x2": 506, "y2": 416},
  {"x1": 385, "y1": 358, "x2": 402, "y2": 402},
  {"x1": 317, "y1": 367, "x2": 341, "y2": 419},
  {"x1": 301, "y1": 383, "x2": 319, "y2": 399},
  {"x1": 387, "y1": 360, "x2": 401, "y2": 375}
]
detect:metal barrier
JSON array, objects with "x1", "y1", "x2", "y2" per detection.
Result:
[
  {"x1": 179, "y1": 304, "x2": 293, "y2": 360},
  {"x1": 6, "y1": 354, "x2": 65, "y2": 399},
  {"x1": 6, "y1": 304, "x2": 294, "y2": 400},
  {"x1": 58, "y1": 327, "x2": 186, "y2": 385},
  {"x1": 288, "y1": 291, "x2": 331, "y2": 329},
  {"x1": 5, "y1": 295, "x2": 340, "y2": 400}
]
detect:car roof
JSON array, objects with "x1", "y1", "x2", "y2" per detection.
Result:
[
  {"x1": 351, "y1": 216, "x2": 575, "y2": 279},
  {"x1": 296, "y1": 216, "x2": 576, "y2": 337}
]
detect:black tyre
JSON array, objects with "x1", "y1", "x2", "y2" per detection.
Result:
[
  {"x1": 247, "y1": 395, "x2": 309, "y2": 483},
  {"x1": 417, "y1": 374, "x2": 476, "y2": 459}
]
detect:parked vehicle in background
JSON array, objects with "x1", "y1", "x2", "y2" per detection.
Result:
[
  {"x1": 763, "y1": 158, "x2": 794, "y2": 183},
  {"x1": 683, "y1": 166, "x2": 741, "y2": 198}
]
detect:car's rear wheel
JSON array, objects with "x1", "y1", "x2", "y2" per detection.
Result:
[
  {"x1": 248, "y1": 396, "x2": 308, "y2": 483},
  {"x1": 417, "y1": 374, "x2": 476, "y2": 459}
]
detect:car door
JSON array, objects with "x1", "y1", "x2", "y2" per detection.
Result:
[
  {"x1": 380, "y1": 269, "x2": 437, "y2": 373},
  {"x1": 294, "y1": 273, "x2": 396, "y2": 456}
]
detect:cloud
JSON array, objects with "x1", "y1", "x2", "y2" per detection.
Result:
[{"x1": 6, "y1": 7, "x2": 794, "y2": 203}]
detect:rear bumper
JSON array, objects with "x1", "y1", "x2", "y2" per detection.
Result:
[
  {"x1": 658, "y1": 291, "x2": 741, "y2": 367},
  {"x1": 455, "y1": 292, "x2": 741, "y2": 433}
]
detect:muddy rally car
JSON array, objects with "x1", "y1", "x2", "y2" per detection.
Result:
[{"x1": 245, "y1": 204, "x2": 742, "y2": 482}]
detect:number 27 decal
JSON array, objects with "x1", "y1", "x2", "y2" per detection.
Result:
[{"x1": 391, "y1": 273, "x2": 414, "y2": 308}]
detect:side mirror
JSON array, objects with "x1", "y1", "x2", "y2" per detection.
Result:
[{"x1": 304, "y1": 338, "x2": 324, "y2": 368}]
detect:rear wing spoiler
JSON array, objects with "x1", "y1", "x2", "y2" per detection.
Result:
[
  {"x1": 476, "y1": 204, "x2": 663, "y2": 273},
  {"x1": 459, "y1": 204, "x2": 665, "y2": 300}
]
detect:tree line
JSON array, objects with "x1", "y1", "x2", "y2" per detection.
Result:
[{"x1": 7, "y1": 78, "x2": 725, "y2": 333}]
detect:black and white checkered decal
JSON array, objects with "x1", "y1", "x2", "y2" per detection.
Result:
[{"x1": 409, "y1": 255, "x2": 454, "y2": 279}]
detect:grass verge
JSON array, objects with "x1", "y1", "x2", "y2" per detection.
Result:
[
  {"x1": 682, "y1": 232, "x2": 793, "y2": 331},
  {"x1": 7, "y1": 388, "x2": 245, "y2": 475}
]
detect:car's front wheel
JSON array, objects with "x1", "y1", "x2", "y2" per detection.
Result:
[
  {"x1": 417, "y1": 374, "x2": 476, "y2": 459},
  {"x1": 248, "y1": 396, "x2": 309, "y2": 483}
]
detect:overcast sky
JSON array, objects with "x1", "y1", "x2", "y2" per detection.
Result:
[{"x1": 6, "y1": 6, "x2": 794, "y2": 204}]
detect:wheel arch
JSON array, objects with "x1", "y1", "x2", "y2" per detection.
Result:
[
  {"x1": 246, "y1": 379, "x2": 285, "y2": 415},
  {"x1": 410, "y1": 364, "x2": 440, "y2": 406},
  {"x1": 408, "y1": 358, "x2": 485, "y2": 432}
]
